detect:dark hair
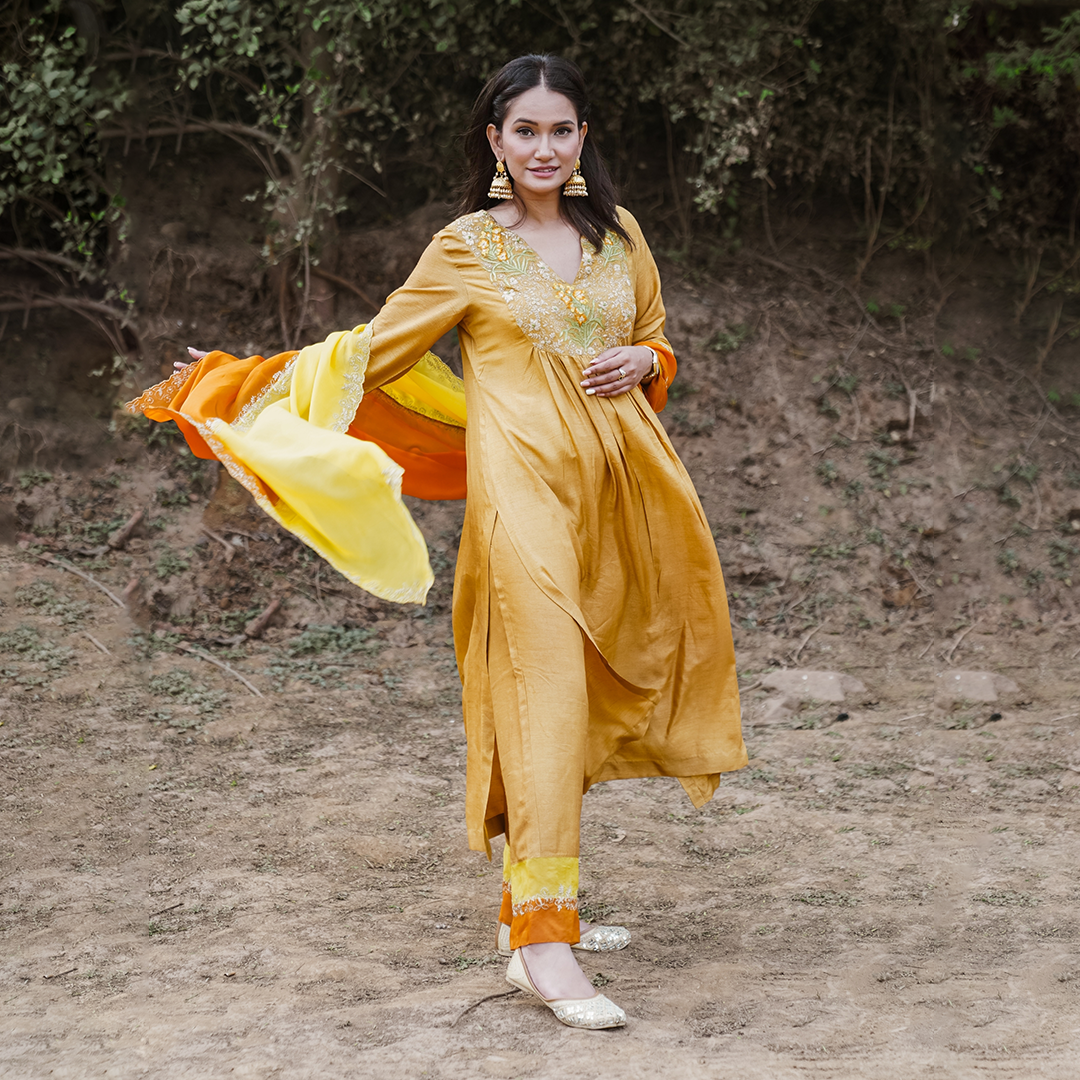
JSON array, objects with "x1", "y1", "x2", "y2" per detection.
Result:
[{"x1": 456, "y1": 54, "x2": 631, "y2": 253}]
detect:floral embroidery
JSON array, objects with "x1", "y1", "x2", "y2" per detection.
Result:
[
  {"x1": 511, "y1": 890, "x2": 579, "y2": 917},
  {"x1": 505, "y1": 854, "x2": 579, "y2": 918},
  {"x1": 450, "y1": 211, "x2": 635, "y2": 362}
]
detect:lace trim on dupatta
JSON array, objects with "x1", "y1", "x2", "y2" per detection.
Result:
[
  {"x1": 234, "y1": 359, "x2": 296, "y2": 434},
  {"x1": 194, "y1": 418, "x2": 268, "y2": 505},
  {"x1": 125, "y1": 324, "x2": 429, "y2": 606},
  {"x1": 201, "y1": 411, "x2": 427, "y2": 605},
  {"x1": 379, "y1": 352, "x2": 466, "y2": 429},
  {"x1": 124, "y1": 362, "x2": 201, "y2": 414},
  {"x1": 330, "y1": 322, "x2": 373, "y2": 433}
]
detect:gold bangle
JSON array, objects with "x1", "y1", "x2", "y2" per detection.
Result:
[{"x1": 641, "y1": 348, "x2": 661, "y2": 383}]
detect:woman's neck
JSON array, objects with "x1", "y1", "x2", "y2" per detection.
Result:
[{"x1": 512, "y1": 191, "x2": 565, "y2": 228}]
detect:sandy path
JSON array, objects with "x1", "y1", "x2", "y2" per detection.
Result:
[{"x1": 3, "y1": 554, "x2": 1078, "y2": 1079}]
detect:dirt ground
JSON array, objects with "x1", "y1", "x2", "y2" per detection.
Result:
[{"x1": 3, "y1": 193, "x2": 1080, "y2": 1077}]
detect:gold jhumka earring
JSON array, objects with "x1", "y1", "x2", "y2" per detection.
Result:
[
  {"x1": 488, "y1": 160, "x2": 513, "y2": 200},
  {"x1": 563, "y1": 159, "x2": 588, "y2": 197}
]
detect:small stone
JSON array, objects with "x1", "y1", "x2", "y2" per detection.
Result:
[
  {"x1": 757, "y1": 696, "x2": 795, "y2": 724},
  {"x1": 934, "y1": 671, "x2": 1020, "y2": 706},
  {"x1": 760, "y1": 670, "x2": 868, "y2": 703},
  {"x1": 160, "y1": 221, "x2": 190, "y2": 243}
]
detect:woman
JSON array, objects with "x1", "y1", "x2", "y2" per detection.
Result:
[{"x1": 130, "y1": 54, "x2": 746, "y2": 1029}]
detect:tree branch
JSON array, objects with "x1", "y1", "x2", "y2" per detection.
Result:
[
  {"x1": 99, "y1": 120, "x2": 286, "y2": 151},
  {"x1": 0, "y1": 295, "x2": 134, "y2": 324},
  {"x1": 626, "y1": 0, "x2": 691, "y2": 47},
  {"x1": 309, "y1": 266, "x2": 378, "y2": 310},
  {"x1": 0, "y1": 294, "x2": 140, "y2": 357},
  {"x1": 0, "y1": 247, "x2": 84, "y2": 274}
]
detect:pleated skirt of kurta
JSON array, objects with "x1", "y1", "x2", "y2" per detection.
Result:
[{"x1": 452, "y1": 342, "x2": 746, "y2": 871}]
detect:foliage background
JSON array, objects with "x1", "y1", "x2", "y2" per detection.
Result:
[{"x1": 1, "y1": 0, "x2": 1078, "y2": 355}]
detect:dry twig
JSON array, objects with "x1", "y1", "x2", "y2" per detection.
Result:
[
  {"x1": 243, "y1": 597, "x2": 282, "y2": 639},
  {"x1": 450, "y1": 988, "x2": 521, "y2": 1027},
  {"x1": 942, "y1": 622, "x2": 979, "y2": 665},
  {"x1": 149, "y1": 902, "x2": 185, "y2": 918},
  {"x1": 36, "y1": 553, "x2": 125, "y2": 608},
  {"x1": 172, "y1": 641, "x2": 264, "y2": 697},
  {"x1": 84, "y1": 632, "x2": 111, "y2": 656},
  {"x1": 790, "y1": 623, "x2": 826, "y2": 664},
  {"x1": 107, "y1": 509, "x2": 144, "y2": 550},
  {"x1": 770, "y1": 591, "x2": 808, "y2": 623},
  {"x1": 903, "y1": 562, "x2": 935, "y2": 600},
  {"x1": 201, "y1": 526, "x2": 235, "y2": 563}
]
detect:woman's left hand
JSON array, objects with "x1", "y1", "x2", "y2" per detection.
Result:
[
  {"x1": 173, "y1": 347, "x2": 210, "y2": 372},
  {"x1": 580, "y1": 345, "x2": 653, "y2": 398}
]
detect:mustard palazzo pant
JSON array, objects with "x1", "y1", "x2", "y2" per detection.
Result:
[{"x1": 486, "y1": 519, "x2": 589, "y2": 948}]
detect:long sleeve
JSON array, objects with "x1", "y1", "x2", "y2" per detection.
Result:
[
  {"x1": 617, "y1": 208, "x2": 677, "y2": 412},
  {"x1": 363, "y1": 233, "x2": 471, "y2": 392}
]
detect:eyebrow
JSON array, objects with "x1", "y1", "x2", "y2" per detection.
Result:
[{"x1": 511, "y1": 117, "x2": 576, "y2": 126}]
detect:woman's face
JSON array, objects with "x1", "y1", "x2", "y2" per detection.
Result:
[{"x1": 486, "y1": 85, "x2": 587, "y2": 200}]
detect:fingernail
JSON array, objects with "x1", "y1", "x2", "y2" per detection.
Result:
[{"x1": 585, "y1": 388, "x2": 596, "y2": 395}]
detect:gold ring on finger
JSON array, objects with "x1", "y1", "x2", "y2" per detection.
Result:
[{"x1": 618, "y1": 367, "x2": 626, "y2": 378}]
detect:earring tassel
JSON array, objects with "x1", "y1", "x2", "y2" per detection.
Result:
[
  {"x1": 563, "y1": 160, "x2": 588, "y2": 198},
  {"x1": 488, "y1": 161, "x2": 514, "y2": 200}
]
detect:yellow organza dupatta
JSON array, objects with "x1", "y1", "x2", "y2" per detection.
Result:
[{"x1": 126, "y1": 325, "x2": 466, "y2": 604}]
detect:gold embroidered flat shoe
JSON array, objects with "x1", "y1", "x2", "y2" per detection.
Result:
[
  {"x1": 505, "y1": 949, "x2": 626, "y2": 1030},
  {"x1": 497, "y1": 921, "x2": 631, "y2": 957}
]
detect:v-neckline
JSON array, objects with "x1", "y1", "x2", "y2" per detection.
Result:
[{"x1": 482, "y1": 211, "x2": 586, "y2": 286}]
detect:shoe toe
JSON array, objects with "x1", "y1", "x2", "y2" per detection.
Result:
[
  {"x1": 574, "y1": 925, "x2": 631, "y2": 952},
  {"x1": 551, "y1": 994, "x2": 626, "y2": 1029}
]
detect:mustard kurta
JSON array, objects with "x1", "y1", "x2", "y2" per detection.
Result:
[
  {"x1": 352, "y1": 209, "x2": 744, "y2": 832},
  {"x1": 128, "y1": 206, "x2": 746, "y2": 946}
]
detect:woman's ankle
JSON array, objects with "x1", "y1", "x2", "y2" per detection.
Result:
[{"x1": 519, "y1": 941, "x2": 595, "y2": 1001}]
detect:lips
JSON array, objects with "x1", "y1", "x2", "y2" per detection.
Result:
[{"x1": 528, "y1": 166, "x2": 559, "y2": 176}]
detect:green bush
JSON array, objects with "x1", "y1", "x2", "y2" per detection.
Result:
[{"x1": 2, "y1": 0, "x2": 1078, "y2": 338}]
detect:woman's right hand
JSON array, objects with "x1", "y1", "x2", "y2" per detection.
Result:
[{"x1": 173, "y1": 346, "x2": 209, "y2": 371}]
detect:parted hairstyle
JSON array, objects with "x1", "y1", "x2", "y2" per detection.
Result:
[{"x1": 457, "y1": 54, "x2": 632, "y2": 253}]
